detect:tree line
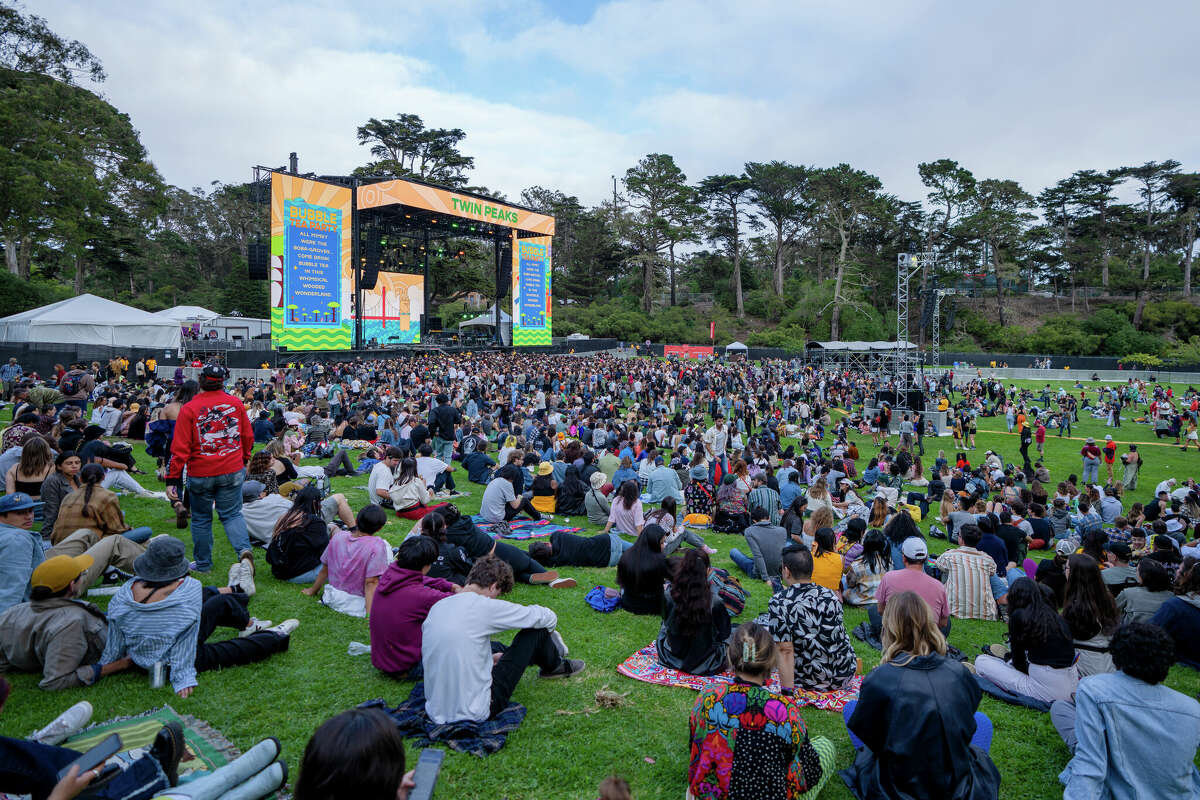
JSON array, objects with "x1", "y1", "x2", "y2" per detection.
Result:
[{"x1": 2, "y1": 3, "x2": 1197, "y2": 359}]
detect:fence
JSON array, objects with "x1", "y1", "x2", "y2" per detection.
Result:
[{"x1": 929, "y1": 366, "x2": 1200, "y2": 385}]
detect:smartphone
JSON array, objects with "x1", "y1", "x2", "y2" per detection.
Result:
[
  {"x1": 56, "y1": 733, "x2": 122, "y2": 781},
  {"x1": 407, "y1": 748, "x2": 444, "y2": 800}
]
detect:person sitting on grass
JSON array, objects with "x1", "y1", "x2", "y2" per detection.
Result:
[
  {"x1": 369, "y1": 536, "x2": 460, "y2": 680},
  {"x1": 296, "y1": 707, "x2": 416, "y2": 800},
  {"x1": 421, "y1": 556, "x2": 585, "y2": 725},
  {"x1": 603, "y1": 479, "x2": 645, "y2": 536},
  {"x1": 528, "y1": 462, "x2": 558, "y2": 515},
  {"x1": 617, "y1": 524, "x2": 671, "y2": 615},
  {"x1": 266, "y1": 484, "x2": 332, "y2": 585},
  {"x1": 729, "y1": 506, "x2": 786, "y2": 590},
  {"x1": 1053, "y1": 622, "x2": 1200, "y2": 799},
  {"x1": 1116, "y1": 557, "x2": 1173, "y2": 623},
  {"x1": 389, "y1": 457, "x2": 448, "y2": 520},
  {"x1": 769, "y1": 544, "x2": 857, "y2": 693},
  {"x1": 843, "y1": 529, "x2": 890, "y2": 610},
  {"x1": 688, "y1": 621, "x2": 835, "y2": 800},
  {"x1": 1149, "y1": 557, "x2": 1200, "y2": 669},
  {"x1": 809, "y1": 527, "x2": 844, "y2": 596},
  {"x1": 413, "y1": 511, "x2": 474, "y2": 585},
  {"x1": 841, "y1": 591, "x2": 1001, "y2": 800},
  {"x1": 650, "y1": 496, "x2": 715, "y2": 556},
  {"x1": 301, "y1": 504, "x2": 391, "y2": 618},
  {"x1": 585, "y1": 470, "x2": 613, "y2": 525},
  {"x1": 715, "y1": 474, "x2": 752, "y2": 533},
  {"x1": 480, "y1": 465, "x2": 541, "y2": 524},
  {"x1": 656, "y1": 549, "x2": 729, "y2": 676},
  {"x1": 50, "y1": 463, "x2": 153, "y2": 545},
  {"x1": 528, "y1": 527, "x2": 633, "y2": 569},
  {"x1": 935, "y1": 524, "x2": 1000, "y2": 621},
  {"x1": 973, "y1": 578, "x2": 1078, "y2": 704},
  {"x1": 100, "y1": 537, "x2": 296, "y2": 699},
  {"x1": 440, "y1": 504, "x2": 572, "y2": 589}
]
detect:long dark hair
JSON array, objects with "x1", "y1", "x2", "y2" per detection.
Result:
[
  {"x1": 1063, "y1": 553, "x2": 1119, "y2": 639},
  {"x1": 813, "y1": 527, "x2": 836, "y2": 558},
  {"x1": 78, "y1": 462, "x2": 105, "y2": 517},
  {"x1": 859, "y1": 530, "x2": 889, "y2": 574},
  {"x1": 780, "y1": 496, "x2": 806, "y2": 531},
  {"x1": 173, "y1": 380, "x2": 199, "y2": 406},
  {"x1": 1006, "y1": 578, "x2": 1066, "y2": 645},
  {"x1": 617, "y1": 524, "x2": 667, "y2": 593},
  {"x1": 419, "y1": 512, "x2": 446, "y2": 542},
  {"x1": 295, "y1": 708, "x2": 407, "y2": 800},
  {"x1": 669, "y1": 549, "x2": 713, "y2": 635},
  {"x1": 647, "y1": 496, "x2": 677, "y2": 527},
  {"x1": 617, "y1": 479, "x2": 639, "y2": 510},
  {"x1": 274, "y1": 484, "x2": 322, "y2": 537},
  {"x1": 882, "y1": 510, "x2": 920, "y2": 545},
  {"x1": 396, "y1": 457, "x2": 418, "y2": 485}
]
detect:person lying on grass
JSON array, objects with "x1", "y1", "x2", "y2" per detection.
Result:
[
  {"x1": 421, "y1": 556, "x2": 584, "y2": 725},
  {"x1": 301, "y1": 504, "x2": 391, "y2": 618}
]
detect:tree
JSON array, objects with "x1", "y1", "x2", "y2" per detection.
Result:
[
  {"x1": 1115, "y1": 160, "x2": 1181, "y2": 325},
  {"x1": 1167, "y1": 173, "x2": 1200, "y2": 297},
  {"x1": 0, "y1": 3, "x2": 104, "y2": 83},
  {"x1": 698, "y1": 174, "x2": 753, "y2": 317},
  {"x1": 662, "y1": 183, "x2": 701, "y2": 306},
  {"x1": 810, "y1": 164, "x2": 883, "y2": 340},
  {"x1": 956, "y1": 178, "x2": 1034, "y2": 327},
  {"x1": 622, "y1": 154, "x2": 689, "y2": 312},
  {"x1": 746, "y1": 161, "x2": 809, "y2": 296},
  {"x1": 354, "y1": 113, "x2": 475, "y2": 187}
]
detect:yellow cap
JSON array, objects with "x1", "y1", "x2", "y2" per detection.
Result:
[{"x1": 31, "y1": 554, "x2": 94, "y2": 592}]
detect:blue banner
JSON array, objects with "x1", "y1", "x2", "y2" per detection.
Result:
[{"x1": 283, "y1": 199, "x2": 342, "y2": 327}]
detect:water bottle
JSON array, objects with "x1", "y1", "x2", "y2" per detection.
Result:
[
  {"x1": 149, "y1": 661, "x2": 167, "y2": 688},
  {"x1": 347, "y1": 641, "x2": 371, "y2": 656}
]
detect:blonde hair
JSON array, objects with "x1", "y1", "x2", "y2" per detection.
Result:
[
  {"x1": 880, "y1": 591, "x2": 946, "y2": 665},
  {"x1": 727, "y1": 621, "x2": 776, "y2": 678},
  {"x1": 809, "y1": 505, "x2": 834, "y2": 530}
]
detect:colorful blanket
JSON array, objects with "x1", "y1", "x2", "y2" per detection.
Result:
[
  {"x1": 362, "y1": 682, "x2": 525, "y2": 756},
  {"x1": 470, "y1": 515, "x2": 583, "y2": 540},
  {"x1": 617, "y1": 642, "x2": 862, "y2": 712}
]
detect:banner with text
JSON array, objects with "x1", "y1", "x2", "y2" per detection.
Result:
[
  {"x1": 511, "y1": 234, "x2": 552, "y2": 346},
  {"x1": 664, "y1": 345, "x2": 715, "y2": 359},
  {"x1": 270, "y1": 174, "x2": 353, "y2": 349}
]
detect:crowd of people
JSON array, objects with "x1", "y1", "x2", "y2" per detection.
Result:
[{"x1": 1, "y1": 351, "x2": 1199, "y2": 799}]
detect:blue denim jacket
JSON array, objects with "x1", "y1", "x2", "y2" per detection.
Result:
[{"x1": 1060, "y1": 671, "x2": 1200, "y2": 800}]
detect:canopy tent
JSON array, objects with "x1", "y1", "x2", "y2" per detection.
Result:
[
  {"x1": 724, "y1": 341, "x2": 748, "y2": 352},
  {"x1": 152, "y1": 305, "x2": 220, "y2": 324},
  {"x1": 459, "y1": 305, "x2": 512, "y2": 346},
  {"x1": 0, "y1": 294, "x2": 181, "y2": 349}
]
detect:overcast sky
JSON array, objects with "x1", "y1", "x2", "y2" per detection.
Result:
[{"x1": 35, "y1": 0, "x2": 1200, "y2": 207}]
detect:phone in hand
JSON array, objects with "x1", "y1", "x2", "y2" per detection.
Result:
[
  {"x1": 407, "y1": 748, "x2": 444, "y2": 800},
  {"x1": 56, "y1": 733, "x2": 122, "y2": 781}
]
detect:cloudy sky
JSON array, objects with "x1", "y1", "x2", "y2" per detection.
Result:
[{"x1": 35, "y1": 0, "x2": 1200, "y2": 206}]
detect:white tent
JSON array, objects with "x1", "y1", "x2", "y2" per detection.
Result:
[
  {"x1": 459, "y1": 305, "x2": 513, "y2": 345},
  {"x1": 152, "y1": 305, "x2": 220, "y2": 324},
  {"x1": 725, "y1": 341, "x2": 749, "y2": 352},
  {"x1": 0, "y1": 294, "x2": 182, "y2": 349}
]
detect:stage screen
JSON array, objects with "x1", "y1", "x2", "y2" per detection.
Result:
[
  {"x1": 360, "y1": 272, "x2": 423, "y2": 347},
  {"x1": 270, "y1": 174, "x2": 353, "y2": 349},
  {"x1": 511, "y1": 234, "x2": 552, "y2": 346}
]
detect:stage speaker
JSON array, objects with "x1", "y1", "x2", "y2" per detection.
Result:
[
  {"x1": 361, "y1": 266, "x2": 378, "y2": 291},
  {"x1": 905, "y1": 390, "x2": 926, "y2": 411},
  {"x1": 247, "y1": 241, "x2": 269, "y2": 280},
  {"x1": 427, "y1": 315, "x2": 443, "y2": 331}
]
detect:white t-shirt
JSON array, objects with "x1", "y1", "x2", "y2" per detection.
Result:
[
  {"x1": 367, "y1": 461, "x2": 396, "y2": 505},
  {"x1": 416, "y1": 456, "x2": 448, "y2": 487},
  {"x1": 481, "y1": 478, "x2": 516, "y2": 522},
  {"x1": 422, "y1": 591, "x2": 556, "y2": 723},
  {"x1": 242, "y1": 494, "x2": 293, "y2": 544},
  {"x1": 703, "y1": 425, "x2": 727, "y2": 457}
]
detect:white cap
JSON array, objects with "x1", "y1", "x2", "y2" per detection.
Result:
[{"x1": 901, "y1": 537, "x2": 928, "y2": 560}]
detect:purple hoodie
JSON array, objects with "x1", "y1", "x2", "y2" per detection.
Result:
[{"x1": 369, "y1": 563, "x2": 455, "y2": 675}]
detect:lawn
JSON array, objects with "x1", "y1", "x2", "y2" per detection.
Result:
[{"x1": 2, "y1": 375, "x2": 1199, "y2": 800}]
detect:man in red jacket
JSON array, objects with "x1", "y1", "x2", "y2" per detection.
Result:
[{"x1": 165, "y1": 364, "x2": 254, "y2": 574}]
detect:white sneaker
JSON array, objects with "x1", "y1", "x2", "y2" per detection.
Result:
[
  {"x1": 237, "y1": 557, "x2": 256, "y2": 597},
  {"x1": 30, "y1": 701, "x2": 93, "y2": 745},
  {"x1": 239, "y1": 618, "x2": 275, "y2": 637},
  {"x1": 265, "y1": 619, "x2": 300, "y2": 637}
]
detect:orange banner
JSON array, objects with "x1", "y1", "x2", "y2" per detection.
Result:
[
  {"x1": 664, "y1": 345, "x2": 714, "y2": 359},
  {"x1": 357, "y1": 179, "x2": 555, "y2": 235}
]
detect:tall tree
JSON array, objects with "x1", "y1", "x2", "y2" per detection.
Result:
[
  {"x1": 746, "y1": 161, "x2": 809, "y2": 296},
  {"x1": 623, "y1": 153, "x2": 688, "y2": 312},
  {"x1": 957, "y1": 178, "x2": 1034, "y2": 327},
  {"x1": 810, "y1": 164, "x2": 883, "y2": 340},
  {"x1": 355, "y1": 113, "x2": 475, "y2": 187},
  {"x1": 698, "y1": 174, "x2": 753, "y2": 317},
  {"x1": 662, "y1": 183, "x2": 701, "y2": 306},
  {"x1": 1116, "y1": 160, "x2": 1181, "y2": 325},
  {"x1": 1167, "y1": 173, "x2": 1200, "y2": 298}
]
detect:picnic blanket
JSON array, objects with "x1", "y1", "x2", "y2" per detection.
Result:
[
  {"x1": 362, "y1": 682, "x2": 526, "y2": 756},
  {"x1": 470, "y1": 515, "x2": 583, "y2": 540},
  {"x1": 617, "y1": 642, "x2": 863, "y2": 711}
]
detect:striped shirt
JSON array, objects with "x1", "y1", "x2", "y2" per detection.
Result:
[
  {"x1": 747, "y1": 486, "x2": 782, "y2": 526},
  {"x1": 101, "y1": 577, "x2": 202, "y2": 693},
  {"x1": 935, "y1": 546, "x2": 998, "y2": 621}
]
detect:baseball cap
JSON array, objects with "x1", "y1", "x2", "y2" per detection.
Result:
[
  {"x1": 901, "y1": 537, "x2": 928, "y2": 560},
  {"x1": 1056, "y1": 539, "x2": 1075, "y2": 556},
  {"x1": 31, "y1": 554, "x2": 94, "y2": 592},
  {"x1": 241, "y1": 480, "x2": 266, "y2": 501},
  {"x1": 1108, "y1": 542, "x2": 1132, "y2": 560},
  {"x1": 0, "y1": 492, "x2": 43, "y2": 514}
]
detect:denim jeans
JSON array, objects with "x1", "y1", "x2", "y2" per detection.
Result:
[
  {"x1": 122, "y1": 526, "x2": 153, "y2": 544},
  {"x1": 729, "y1": 547, "x2": 760, "y2": 579},
  {"x1": 989, "y1": 565, "x2": 1028, "y2": 603},
  {"x1": 159, "y1": 738, "x2": 283, "y2": 800},
  {"x1": 432, "y1": 437, "x2": 455, "y2": 464},
  {"x1": 708, "y1": 455, "x2": 729, "y2": 485},
  {"x1": 607, "y1": 532, "x2": 634, "y2": 566},
  {"x1": 187, "y1": 469, "x2": 251, "y2": 572},
  {"x1": 0, "y1": 736, "x2": 168, "y2": 800},
  {"x1": 286, "y1": 565, "x2": 322, "y2": 584},
  {"x1": 432, "y1": 470, "x2": 457, "y2": 492}
]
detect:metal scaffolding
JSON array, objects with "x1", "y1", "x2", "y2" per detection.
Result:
[
  {"x1": 894, "y1": 253, "x2": 925, "y2": 389},
  {"x1": 930, "y1": 288, "x2": 948, "y2": 371}
]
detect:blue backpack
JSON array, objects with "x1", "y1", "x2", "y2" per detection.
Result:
[{"x1": 584, "y1": 585, "x2": 621, "y2": 613}]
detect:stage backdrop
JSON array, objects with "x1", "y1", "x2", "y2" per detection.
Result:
[
  {"x1": 270, "y1": 174, "x2": 423, "y2": 349},
  {"x1": 511, "y1": 234, "x2": 552, "y2": 346}
]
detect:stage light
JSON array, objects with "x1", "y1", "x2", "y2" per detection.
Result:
[
  {"x1": 458, "y1": 250, "x2": 464, "y2": 256},
  {"x1": 405, "y1": 214, "x2": 411, "y2": 219}
]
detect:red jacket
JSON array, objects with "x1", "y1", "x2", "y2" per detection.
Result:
[{"x1": 166, "y1": 390, "x2": 254, "y2": 479}]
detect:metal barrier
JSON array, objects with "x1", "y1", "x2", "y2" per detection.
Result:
[{"x1": 928, "y1": 366, "x2": 1200, "y2": 385}]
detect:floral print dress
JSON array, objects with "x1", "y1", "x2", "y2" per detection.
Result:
[{"x1": 688, "y1": 680, "x2": 832, "y2": 800}]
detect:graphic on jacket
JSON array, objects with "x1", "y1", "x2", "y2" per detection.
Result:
[{"x1": 195, "y1": 404, "x2": 242, "y2": 457}]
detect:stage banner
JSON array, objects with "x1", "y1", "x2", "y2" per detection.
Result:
[
  {"x1": 665, "y1": 345, "x2": 714, "y2": 359},
  {"x1": 359, "y1": 273, "x2": 423, "y2": 347},
  {"x1": 512, "y1": 233, "x2": 552, "y2": 346},
  {"x1": 270, "y1": 173, "x2": 353, "y2": 350}
]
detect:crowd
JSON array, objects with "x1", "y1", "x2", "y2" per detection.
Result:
[{"x1": 1, "y1": 351, "x2": 1199, "y2": 800}]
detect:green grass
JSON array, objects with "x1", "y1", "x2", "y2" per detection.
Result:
[{"x1": 2, "y1": 377, "x2": 1199, "y2": 799}]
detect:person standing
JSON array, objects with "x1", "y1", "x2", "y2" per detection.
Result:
[
  {"x1": 429, "y1": 393, "x2": 462, "y2": 466},
  {"x1": 703, "y1": 415, "x2": 729, "y2": 484},
  {"x1": 1080, "y1": 438, "x2": 1101, "y2": 484},
  {"x1": 0, "y1": 358, "x2": 22, "y2": 400},
  {"x1": 165, "y1": 364, "x2": 254, "y2": 574}
]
